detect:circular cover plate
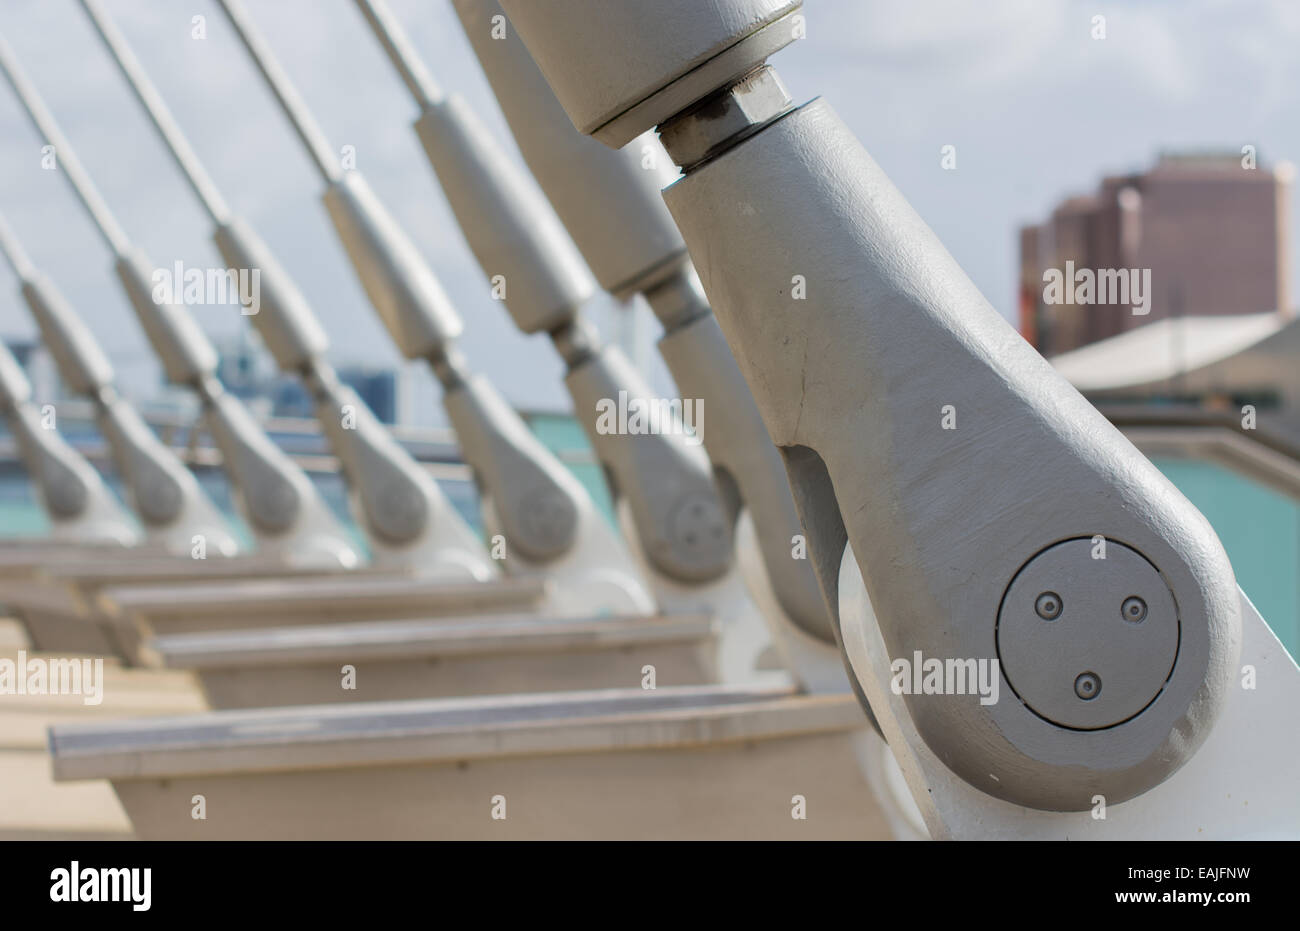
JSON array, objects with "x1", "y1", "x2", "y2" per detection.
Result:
[
  {"x1": 249, "y1": 476, "x2": 301, "y2": 534},
  {"x1": 668, "y1": 491, "x2": 730, "y2": 564},
  {"x1": 515, "y1": 487, "x2": 578, "y2": 560},
  {"x1": 370, "y1": 480, "x2": 428, "y2": 545},
  {"x1": 997, "y1": 538, "x2": 1179, "y2": 730}
]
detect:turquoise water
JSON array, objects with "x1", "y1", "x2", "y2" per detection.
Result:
[
  {"x1": 1150, "y1": 457, "x2": 1300, "y2": 658},
  {"x1": 2, "y1": 444, "x2": 1295, "y2": 661},
  {"x1": 0, "y1": 492, "x2": 47, "y2": 537}
]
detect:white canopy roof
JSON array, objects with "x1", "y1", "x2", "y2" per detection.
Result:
[{"x1": 1051, "y1": 312, "x2": 1289, "y2": 391}]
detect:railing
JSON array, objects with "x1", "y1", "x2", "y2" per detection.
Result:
[
  {"x1": 0, "y1": 398, "x2": 601, "y2": 479},
  {"x1": 1109, "y1": 412, "x2": 1300, "y2": 503}
]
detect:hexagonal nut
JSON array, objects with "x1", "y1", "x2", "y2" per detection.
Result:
[{"x1": 659, "y1": 66, "x2": 793, "y2": 169}]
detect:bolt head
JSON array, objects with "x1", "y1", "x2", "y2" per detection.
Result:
[
  {"x1": 1121, "y1": 596, "x2": 1148, "y2": 623},
  {"x1": 1034, "y1": 591, "x2": 1063, "y2": 620},
  {"x1": 1074, "y1": 672, "x2": 1102, "y2": 701}
]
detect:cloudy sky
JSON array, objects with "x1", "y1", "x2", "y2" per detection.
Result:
[{"x1": 0, "y1": 0, "x2": 1296, "y2": 423}]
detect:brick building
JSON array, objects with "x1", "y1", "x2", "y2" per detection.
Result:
[{"x1": 1020, "y1": 153, "x2": 1293, "y2": 355}]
